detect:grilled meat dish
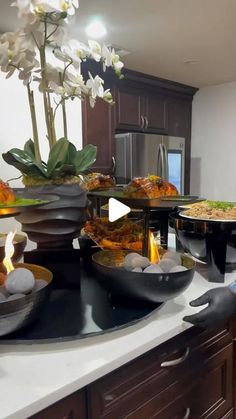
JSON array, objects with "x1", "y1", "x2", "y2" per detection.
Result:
[
  {"x1": 0, "y1": 180, "x2": 16, "y2": 204},
  {"x1": 125, "y1": 175, "x2": 178, "y2": 199}
]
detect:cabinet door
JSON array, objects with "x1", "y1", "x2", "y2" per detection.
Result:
[
  {"x1": 167, "y1": 98, "x2": 192, "y2": 138},
  {"x1": 145, "y1": 94, "x2": 167, "y2": 132},
  {"x1": 191, "y1": 343, "x2": 233, "y2": 418},
  {"x1": 115, "y1": 87, "x2": 144, "y2": 130},
  {"x1": 30, "y1": 390, "x2": 87, "y2": 419},
  {"x1": 82, "y1": 96, "x2": 114, "y2": 174},
  {"x1": 88, "y1": 327, "x2": 233, "y2": 419}
]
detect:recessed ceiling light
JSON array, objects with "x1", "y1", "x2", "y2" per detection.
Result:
[{"x1": 85, "y1": 19, "x2": 107, "y2": 39}]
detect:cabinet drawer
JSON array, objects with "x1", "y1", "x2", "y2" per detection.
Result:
[
  {"x1": 30, "y1": 390, "x2": 87, "y2": 419},
  {"x1": 88, "y1": 326, "x2": 232, "y2": 419}
]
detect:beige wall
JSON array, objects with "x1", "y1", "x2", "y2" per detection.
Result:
[{"x1": 191, "y1": 81, "x2": 236, "y2": 201}]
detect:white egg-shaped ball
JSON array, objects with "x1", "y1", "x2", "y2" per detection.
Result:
[
  {"x1": 123, "y1": 252, "x2": 141, "y2": 271},
  {"x1": 0, "y1": 292, "x2": 7, "y2": 303},
  {"x1": 132, "y1": 267, "x2": 143, "y2": 272},
  {"x1": 158, "y1": 258, "x2": 178, "y2": 273},
  {"x1": 132, "y1": 256, "x2": 150, "y2": 269},
  {"x1": 7, "y1": 293, "x2": 25, "y2": 301},
  {"x1": 5, "y1": 268, "x2": 35, "y2": 295},
  {"x1": 169, "y1": 265, "x2": 188, "y2": 273},
  {"x1": 162, "y1": 251, "x2": 182, "y2": 264},
  {"x1": 143, "y1": 264, "x2": 163, "y2": 274},
  {"x1": 33, "y1": 279, "x2": 48, "y2": 292}
]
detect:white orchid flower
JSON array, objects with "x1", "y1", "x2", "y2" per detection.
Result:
[
  {"x1": 49, "y1": 81, "x2": 65, "y2": 96},
  {"x1": 103, "y1": 89, "x2": 114, "y2": 104},
  {"x1": 88, "y1": 40, "x2": 102, "y2": 62},
  {"x1": 101, "y1": 45, "x2": 124, "y2": 73},
  {"x1": 61, "y1": 40, "x2": 89, "y2": 66},
  {"x1": 86, "y1": 72, "x2": 104, "y2": 99},
  {"x1": 11, "y1": 0, "x2": 37, "y2": 17},
  {"x1": 12, "y1": 0, "x2": 79, "y2": 18},
  {"x1": 36, "y1": 0, "x2": 79, "y2": 15}
]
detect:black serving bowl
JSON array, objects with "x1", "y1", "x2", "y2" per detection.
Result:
[
  {"x1": 92, "y1": 250, "x2": 195, "y2": 303},
  {"x1": 0, "y1": 233, "x2": 27, "y2": 263},
  {"x1": 0, "y1": 263, "x2": 53, "y2": 336},
  {"x1": 169, "y1": 212, "x2": 236, "y2": 282}
]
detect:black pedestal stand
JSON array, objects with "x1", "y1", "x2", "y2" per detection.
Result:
[{"x1": 24, "y1": 248, "x2": 81, "y2": 289}]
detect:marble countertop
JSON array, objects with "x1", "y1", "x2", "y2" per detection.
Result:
[{"x1": 0, "y1": 234, "x2": 235, "y2": 419}]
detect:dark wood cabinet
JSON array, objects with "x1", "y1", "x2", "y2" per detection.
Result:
[
  {"x1": 29, "y1": 319, "x2": 236, "y2": 419},
  {"x1": 30, "y1": 389, "x2": 87, "y2": 419},
  {"x1": 82, "y1": 95, "x2": 115, "y2": 174},
  {"x1": 81, "y1": 65, "x2": 197, "y2": 184},
  {"x1": 114, "y1": 86, "x2": 167, "y2": 133},
  {"x1": 88, "y1": 326, "x2": 234, "y2": 419}
]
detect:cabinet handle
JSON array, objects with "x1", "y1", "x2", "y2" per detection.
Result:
[
  {"x1": 104, "y1": 394, "x2": 114, "y2": 401},
  {"x1": 112, "y1": 156, "x2": 116, "y2": 173},
  {"x1": 144, "y1": 116, "x2": 148, "y2": 129},
  {"x1": 182, "y1": 407, "x2": 191, "y2": 419},
  {"x1": 160, "y1": 347, "x2": 190, "y2": 367},
  {"x1": 140, "y1": 115, "x2": 144, "y2": 128}
]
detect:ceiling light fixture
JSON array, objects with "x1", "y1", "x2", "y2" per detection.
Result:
[{"x1": 85, "y1": 18, "x2": 107, "y2": 39}]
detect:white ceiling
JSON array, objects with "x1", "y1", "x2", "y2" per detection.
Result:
[{"x1": 1, "y1": 0, "x2": 236, "y2": 88}]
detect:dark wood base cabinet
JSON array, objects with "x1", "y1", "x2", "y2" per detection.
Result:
[
  {"x1": 30, "y1": 321, "x2": 236, "y2": 419},
  {"x1": 30, "y1": 390, "x2": 87, "y2": 419}
]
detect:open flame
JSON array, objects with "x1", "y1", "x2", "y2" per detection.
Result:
[
  {"x1": 148, "y1": 231, "x2": 160, "y2": 264},
  {"x1": 3, "y1": 231, "x2": 16, "y2": 274}
]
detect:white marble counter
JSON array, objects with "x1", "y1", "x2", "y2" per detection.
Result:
[{"x1": 0, "y1": 255, "x2": 235, "y2": 418}]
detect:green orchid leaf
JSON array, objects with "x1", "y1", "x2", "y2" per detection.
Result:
[
  {"x1": 52, "y1": 164, "x2": 77, "y2": 178},
  {"x1": 74, "y1": 144, "x2": 97, "y2": 174},
  {"x1": 47, "y1": 138, "x2": 69, "y2": 176},
  {"x1": 66, "y1": 142, "x2": 77, "y2": 165},
  {"x1": 2, "y1": 149, "x2": 48, "y2": 178},
  {"x1": 24, "y1": 139, "x2": 35, "y2": 158}
]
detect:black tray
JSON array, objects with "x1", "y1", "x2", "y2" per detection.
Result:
[
  {"x1": 88, "y1": 189, "x2": 201, "y2": 210},
  {"x1": 0, "y1": 270, "x2": 164, "y2": 344}
]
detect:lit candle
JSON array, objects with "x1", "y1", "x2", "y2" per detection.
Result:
[
  {"x1": 148, "y1": 231, "x2": 160, "y2": 264},
  {"x1": 3, "y1": 231, "x2": 16, "y2": 274}
]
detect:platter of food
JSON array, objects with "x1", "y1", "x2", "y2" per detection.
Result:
[
  {"x1": 87, "y1": 175, "x2": 201, "y2": 209},
  {"x1": 179, "y1": 200, "x2": 236, "y2": 222},
  {"x1": 83, "y1": 217, "x2": 143, "y2": 251},
  {"x1": 0, "y1": 180, "x2": 59, "y2": 218}
]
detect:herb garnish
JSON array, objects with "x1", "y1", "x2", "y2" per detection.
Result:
[{"x1": 206, "y1": 200, "x2": 235, "y2": 210}]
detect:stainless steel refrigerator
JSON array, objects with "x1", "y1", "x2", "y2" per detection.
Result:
[{"x1": 114, "y1": 132, "x2": 185, "y2": 194}]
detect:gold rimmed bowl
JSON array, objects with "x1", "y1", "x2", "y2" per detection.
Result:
[
  {"x1": 0, "y1": 263, "x2": 53, "y2": 337},
  {"x1": 92, "y1": 250, "x2": 195, "y2": 303}
]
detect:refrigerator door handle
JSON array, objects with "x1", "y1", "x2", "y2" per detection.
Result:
[
  {"x1": 140, "y1": 115, "x2": 144, "y2": 129},
  {"x1": 112, "y1": 156, "x2": 116, "y2": 173},
  {"x1": 144, "y1": 116, "x2": 148, "y2": 130},
  {"x1": 162, "y1": 143, "x2": 168, "y2": 180},
  {"x1": 157, "y1": 144, "x2": 164, "y2": 177}
]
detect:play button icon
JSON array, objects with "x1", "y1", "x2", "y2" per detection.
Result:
[{"x1": 108, "y1": 198, "x2": 131, "y2": 222}]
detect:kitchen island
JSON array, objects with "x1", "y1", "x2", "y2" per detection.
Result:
[{"x1": 0, "y1": 257, "x2": 235, "y2": 418}]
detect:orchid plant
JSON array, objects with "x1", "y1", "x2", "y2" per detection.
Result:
[{"x1": 0, "y1": 0, "x2": 123, "y2": 184}]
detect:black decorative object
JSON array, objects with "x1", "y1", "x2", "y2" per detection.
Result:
[
  {"x1": 0, "y1": 268, "x2": 163, "y2": 343},
  {"x1": 170, "y1": 212, "x2": 236, "y2": 282},
  {"x1": 24, "y1": 248, "x2": 81, "y2": 289},
  {"x1": 15, "y1": 184, "x2": 89, "y2": 249},
  {"x1": 92, "y1": 250, "x2": 195, "y2": 303}
]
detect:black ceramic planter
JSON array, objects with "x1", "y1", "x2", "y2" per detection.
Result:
[
  {"x1": 169, "y1": 212, "x2": 236, "y2": 283},
  {"x1": 15, "y1": 184, "x2": 89, "y2": 249}
]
